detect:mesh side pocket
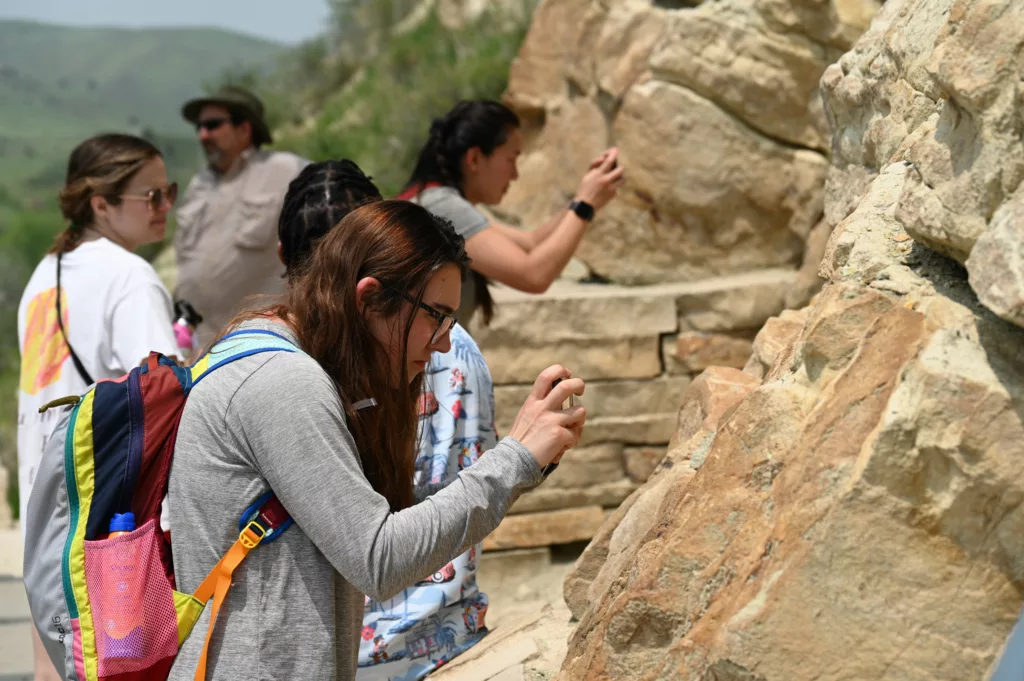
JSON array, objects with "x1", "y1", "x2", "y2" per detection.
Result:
[{"x1": 84, "y1": 519, "x2": 179, "y2": 677}]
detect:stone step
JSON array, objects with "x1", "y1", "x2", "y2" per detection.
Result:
[
  {"x1": 494, "y1": 376, "x2": 691, "y2": 434},
  {"x1": 483, "y1": 506, "x2": 611, "y2": 551},
  {"x1": 474, "y1": 269, "x2": 796, "y2": 384},
  {"x1": 478, "y1": 268, "x2": 798, "y2": 341}
]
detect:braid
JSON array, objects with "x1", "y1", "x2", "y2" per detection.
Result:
[
  {"x1": 279, "y1": 160, "x2": 383, "y2": 277},
  {"x1": 431, "y1": 117, "x2": 455, "y2": 187},
  {"x1": 51, "y1": 224, "x2": 86, "y2": 254}
]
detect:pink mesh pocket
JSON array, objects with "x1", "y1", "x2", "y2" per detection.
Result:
[{"x1": 84, "y1": 519, "x2": 179, "y2": 676}]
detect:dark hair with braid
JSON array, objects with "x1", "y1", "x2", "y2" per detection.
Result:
[
  {"x1": 278, "y1": 160, "x2": 383, "y2": 278},
  {"x1": 403, "y1": 100, "x2": 520, "y2": 325},
  {"x1": 51, "y1": 133, "x2": 162, "y2": 254},
  {"x1": 406, "y1": 99, "x2": 520, "y2": 193}
]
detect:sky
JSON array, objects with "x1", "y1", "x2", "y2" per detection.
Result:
[{"x1": 0, "y1": 0, "x2": 331, "y2": 44}]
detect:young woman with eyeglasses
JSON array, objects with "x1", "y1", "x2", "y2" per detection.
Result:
[
  {"x1": 274, "y1": 160, "x2": 503, "y2": 678},
  {"x1": 166, "y1": 198, "x2": 585, "y2": 681},
  {"x1": 17, "y1": 132, "x2": 180, "y2": 681}
]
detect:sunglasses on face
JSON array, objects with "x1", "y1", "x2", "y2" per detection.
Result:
[
  {"x1": 120, "y1": 183, "x2": 178, "y2": 212},
  {"x1": 395, "y1": 290, "x2": 457, "y2": 344},
  {"x1": 196, "y1": 118, "x2": 228, "y2": 133}
]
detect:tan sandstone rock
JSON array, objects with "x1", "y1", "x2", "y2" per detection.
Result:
[
  {"x1": 821, "y1": 0, "x2": 1024, "y2": 328},
  {"x1": 670, "y1": 332, "x2": 754, "y2": 373},
  {"x1": 560, "y1": 274, "x2": 1024, "y2": 679},
  {"x1": 967, "y1": 185, "x2": 1024, "y2": 328},
  {"x1": 500, "y1": 0, "x2": 875, "y2": 285},
  {"x1": 563, "y1": 367, "x2": 760, "y2": 621},
  {"x1": 742, "y1": 308, "x2": 809, "y2": 380},
  {"x1": 555, "y1": 1, "x2": 1024, "y2": 678}
]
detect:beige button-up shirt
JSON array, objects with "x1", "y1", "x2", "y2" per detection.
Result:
[{"x1": 174, "y1": 148, "x2": 307, "y2": 346}]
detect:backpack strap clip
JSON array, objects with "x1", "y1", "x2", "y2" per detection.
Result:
[{"x1": 238, "y1": 521, "x2": 267, "y2": 550}]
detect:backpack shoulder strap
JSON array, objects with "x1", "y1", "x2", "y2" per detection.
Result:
[
  {"x1": 182, "y1": 329, "x2": 299, "y2": 681},
  {"x1": 188, "y1": 329, "x2": 300, "y2": 388},
  {"x1": 191, "y1": 494, "x2": 289, "y2": 681}
]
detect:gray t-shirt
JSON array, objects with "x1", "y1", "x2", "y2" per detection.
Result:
[
  {"x1": 167, "y1": 319, "x2": 541, "y2": 681},
  {"x1": 415, "y1": 186, "x2": 490, "y2": 326}
]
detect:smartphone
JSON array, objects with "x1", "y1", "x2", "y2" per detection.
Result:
[
  {"x1": 552, "y1": 377, "x2": 574, "y2": 410},
  {"x1": 543, "y1": 379, "x2": 574, "y2": 478}
]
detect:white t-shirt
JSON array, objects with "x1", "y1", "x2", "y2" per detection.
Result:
[{"x1": 16, "y1": 237, "x2": 178, "y2": 533}]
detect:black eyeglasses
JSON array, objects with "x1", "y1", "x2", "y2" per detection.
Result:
[
  {"x1": 196, "y1": 118, "x2": 228, "y2": 133},
  {"x1": 394, "y1": 290, "x2": 457, "y2": 343},
  {"x1": 120, "y1": 182, "x2": 178, "y2": 212}
]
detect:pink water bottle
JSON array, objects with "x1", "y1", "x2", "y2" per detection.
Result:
[{"x1": 173, "y1": 299, "x2": 203, "y2": 357}]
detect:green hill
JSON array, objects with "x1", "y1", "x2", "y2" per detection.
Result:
[{"x1": 0, "y1": 19, "x2": 285, "y2": 197}]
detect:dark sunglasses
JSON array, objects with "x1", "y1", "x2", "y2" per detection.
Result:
[
  {"x1": 394, "y1": 290, "x2": 457, "y2": 344},
  {"x1": 196, "y1": 117, "x2": 228, "y2": 133},
  {"x1": 120, "y1": 183, "x2": 178, "y2": 212}
]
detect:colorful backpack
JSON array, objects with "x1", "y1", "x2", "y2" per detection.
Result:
[{"x1": 23, "y1": 329, "x2": 298, "y2": 681}]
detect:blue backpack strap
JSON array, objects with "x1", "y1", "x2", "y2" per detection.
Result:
[{"x1": 188, "y1": 329, "x2": 300, "y2": 388}]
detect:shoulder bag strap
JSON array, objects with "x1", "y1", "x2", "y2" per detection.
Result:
[{"x1": 55, "y1": 251, "x2": 94, "y2": 386}]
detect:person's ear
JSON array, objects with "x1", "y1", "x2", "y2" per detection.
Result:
[
  {"x1": 277, "y1": 241, "x2": 286, "y2": 267},
  {"x1": 463, "y1": 146, "x2": 484, "y2": 174},
  {"x1": 237, "y1": 119, "x2": 253, "y2": 146},
  {"x1": 355, "y1": 276, "x2": 383, "y2": 316},
  {"x1": 90, "y1": 195, "x2": 111, "y2": 224}
]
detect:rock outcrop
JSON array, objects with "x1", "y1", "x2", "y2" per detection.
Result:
[
  {"x1": 499, "y1": 0, "x2": 878, "y2": 287},
  {"x1": 557, "y1": 1, "x2": 1024, "y2": 679},
  {"x1": 823, "y1": 0, "x2": 1024, "y2": 328},
  {"x1": 563, "y1": 367, "x2": 760, "y2": 621}
]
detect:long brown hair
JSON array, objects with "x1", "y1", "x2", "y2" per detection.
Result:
[
  {"x1": 51, "y1": 133, "x2": 162, "y2": 253},
  {"x1": 226, "y1": 200, "x2": 470, "y2": 511}
]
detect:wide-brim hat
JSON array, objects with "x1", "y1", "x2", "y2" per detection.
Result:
[{"x1": 182, "y1": 85, "x2": 272, "y2": 146}]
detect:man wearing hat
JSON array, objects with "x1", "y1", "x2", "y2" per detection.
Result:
[{"x1": 174, "y1": 85, "x2": 308, "y2": 346}]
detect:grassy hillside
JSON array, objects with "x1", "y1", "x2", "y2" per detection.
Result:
[
  {"x1": 276, "y1": 3, "x2": 534, "y2": 197},
  {"x1": 0, "y1": 20, "x2": 284, "y2": 199}
]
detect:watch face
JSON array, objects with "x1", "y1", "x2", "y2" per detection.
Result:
[{"x1": 571, "y1": 200, "x2": 595, "y2": 221}]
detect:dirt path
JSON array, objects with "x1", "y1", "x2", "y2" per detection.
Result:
[{"x1": 431, "y1": 545, "x2": 583, "y2": 681}]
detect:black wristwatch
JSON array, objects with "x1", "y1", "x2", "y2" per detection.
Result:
[{"x1": 569, "y1": 199, "x2": 595, "y2": 222}]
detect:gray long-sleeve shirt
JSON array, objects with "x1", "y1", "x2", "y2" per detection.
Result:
[{"x1": 167, "y1": 320, "x2": 541, "y2": 680}]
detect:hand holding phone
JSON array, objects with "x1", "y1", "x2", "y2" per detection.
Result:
[{"x1": 508, "y1": 366, "x2": 585, "y2": 475}]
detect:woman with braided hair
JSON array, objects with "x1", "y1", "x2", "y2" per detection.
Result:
[
  {"x1": 276, "y1": 159, "x2": 384, "y2": 278},
  {"x1": 399, "y1": 99, "x2": 624, "y2": 329},
  {"x1": 275, "y1": 160, "x2": 502, "y2": 680},
  {"x1": 17, "y1": 133, "x2": 180, "y2": 681}
]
